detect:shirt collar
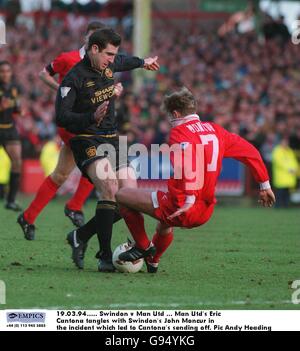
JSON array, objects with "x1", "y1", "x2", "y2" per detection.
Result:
[
  {"x1": 79, "y1": 46, "x2": 86, "y2": 59},
  {"x1": 83, "y1": 53, "x2": 104, "y2": 75},
  {"x1": 170, "y1": 114, "x2": 200, "y2": 127}
]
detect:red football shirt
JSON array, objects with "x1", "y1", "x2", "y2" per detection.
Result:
[
  {"x1": 45, "y1": 47, "x2": 85, "y2": 143},
  {"x1": 168, "y1": 115, "x2": 269, "y2": 206},
  {"x1": 46, "y1": 47, "x2": 85, "y2": 83}
]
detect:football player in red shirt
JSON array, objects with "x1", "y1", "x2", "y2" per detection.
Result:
[
  {"x1": 115, "y1": 87, "x2": 276, "y2": 272},
  {"x1": 17, "y1": 22, "x2": 160, "y2": 240}
]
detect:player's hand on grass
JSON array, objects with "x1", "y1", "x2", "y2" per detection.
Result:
[
  {"x1": 114, "y1": 82, "x2": 124, "y2": 98},
  {"x1": 258, "y1": 188, "x2": 276, "y2": 208},
  {"x1": 94, "y1": 101, "x2": 109, "y2": 126},
  {"x1": 143, "y1": 56, "x2": 160, "y2": 71},
  {"x1": 167, "y1": 202, "x2": 194, "y2": 220}
]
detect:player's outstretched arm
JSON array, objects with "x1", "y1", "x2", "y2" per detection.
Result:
[
  {"x1": 258, "y1": 188, "x2": 276, "y2": 208},
  {"x1": 39, "y1": 68, "x2": 59, "y2": 91},
  {"x1": 221, "y1": 127, "x2": 276, "y2": 207},
  {"x1": 167, "y1": 198, "x2": 195, "y2": 220},
  {"x1": 113, "y1": 54, "x2": 145, "y2": 72},
  {"x1": 143, "y1": 56, "x2": 160, "y2": 71},
  {"x1": 40, "y1": 53, "x2": 67, "y2": 90},
  {"x1": 113, "y1": 54, "x2": 159, "y2": 72}
]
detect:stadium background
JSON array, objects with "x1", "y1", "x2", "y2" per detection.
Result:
[{"x1": 0, "y1": 0, "x2": 299, "y2": 203}]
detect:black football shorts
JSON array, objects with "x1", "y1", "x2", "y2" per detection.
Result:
[
  {"x1": 0, "y1": 126, "x2": 20, "y2": 145},
  {"x1": 69, "y1": 134, "x2": 129, "y2": 178}
]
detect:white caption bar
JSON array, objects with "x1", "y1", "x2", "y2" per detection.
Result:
[{"x1": 0, "y1": 310, "x2": 300, "y2": 331}]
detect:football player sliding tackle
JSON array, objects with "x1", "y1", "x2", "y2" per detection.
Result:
[{"x1": 115, "y1": 87, "x2": 276, "y2": 273}]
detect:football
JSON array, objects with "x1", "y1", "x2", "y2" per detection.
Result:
[{"x1": 112, "y1": 242, "x2": 144, "y2": 273}]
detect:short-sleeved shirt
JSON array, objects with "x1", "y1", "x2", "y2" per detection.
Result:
[{"x1": 45, "y1": 47, "x2": 85, "y2": 83}]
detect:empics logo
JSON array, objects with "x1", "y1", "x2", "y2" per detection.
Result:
[
  {"x1": 0, "y1": 18, "x2": 6, "y2": 44},
  {"x1": 0, "y1": 280, "x2": 6, "y2": 304},
  {"x1": 6, "y1": 312, "x2": 46, "y2": 323},
  {"x1": 8, "y1": 313, "x2": 17, "y2": 319}
]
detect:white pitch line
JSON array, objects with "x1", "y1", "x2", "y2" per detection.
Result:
[
  {"x1": 79, "y1": 300, "x2": 293, "y2": 309},
  {"x1": 29, "y1": 299, "x2": 293, "y2": 310}
]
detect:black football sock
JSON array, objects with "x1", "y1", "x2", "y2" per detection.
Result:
[
  {"x1": 7, "y1": 172, "x2": 21, "y2": 203},
  {"x1": 77, "y1": 210, "x2": 122, "y2": 243},
  {"x1": 113, "y1": 209, "x2": 122, "y2": 223},
  {"x1": 77, "y1": 216, "x2": 97, "y2": 243},
  {"x1": 95, "y1": 200, "x2": 117, "y2": 261}
]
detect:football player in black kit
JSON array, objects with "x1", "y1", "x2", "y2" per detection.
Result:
[
  {"x1": 0, "y1": 61, "x2": 23, "y2": 211},
  {"x1": 56, "y1": 29, "x2": 159, "y2": 272}
]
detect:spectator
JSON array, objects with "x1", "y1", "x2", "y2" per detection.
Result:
[
  {"x1": 260, "y1": 132, "x2": 277, "y2": 183},
  {"x1": 40, "y1": 136, "x2": 60, "y2": 176},
  {"x1": 0, "y1": 10, "x2": 299, "y2": 172},
  {"x1": 0, "y1": 147, "x2": 11, "y2": 199},
  {"x1": 272, "y1": 136, "x2": 299, "y2": 207}
]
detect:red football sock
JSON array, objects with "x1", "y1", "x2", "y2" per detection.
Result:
[
  {"x1": 66, "y1": 176, "x2": 94, "y2": 212},
  {"x1": 24, "y1": 176, "x2": 59, "y2": 224},
  {"x1": 120, "y1": 207, "x2": 150, "y2": 250},
  {"x1": 151, "y1": 230, "x2": 174, "y2": 264}
]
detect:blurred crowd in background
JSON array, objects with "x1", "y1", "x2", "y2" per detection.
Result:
[{"x1": 0, "y1": 5, "x2": 300, "y2": 204}]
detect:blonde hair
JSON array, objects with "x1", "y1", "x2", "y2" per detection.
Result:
[{"x1": 162, "y1": 87, "x2": 197, "y2": 116}]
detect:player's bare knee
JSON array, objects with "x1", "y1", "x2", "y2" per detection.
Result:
[
  {"x1": 51, "y1": 171, "x2": 69, "y2": 186},
  {"x1": 156, "y1": 222, "x2": 173, "y2": 235},
  {"x1": 117, "y1": 167, "x2": 137, "y2": 189},
  {"x1": 119, "y1": 177, "x2": 137, "y2": 190},
  {"x1": 98, "y1": 179, "x2": 118, "y2": 200}
]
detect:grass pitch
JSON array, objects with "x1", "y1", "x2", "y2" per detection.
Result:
[{"x1": 0, "y1": 196, "x2": 299, "y2": 310}]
